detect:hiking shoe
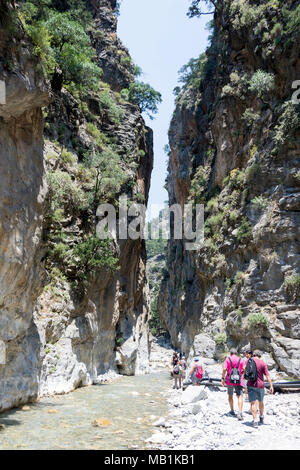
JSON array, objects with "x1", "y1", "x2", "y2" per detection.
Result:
[
  {"x1": 229, "y1": 410, "x2": 236, "y2": 416},
  {"x1": 237, "y1": 412, "x2": 243, "y2": 421},
  {"x1": 259, "y1": 416, "x2": 264, "y2": 425},
  {"x1": 252, "y1": 421, "x2": 258, "y2": 428}
]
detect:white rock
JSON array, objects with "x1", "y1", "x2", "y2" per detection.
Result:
[
  {"x1": 181, "y1": 386, "x2": 208, "y2": 405},
  {"x1": 191, "y1": 402, "x2": 203, "y2": 415},
  {"x1": 146, "y1": 432, "x2": 170, "y2": 444},
  {"x1": 153, "y1": 418, "x2": 166, "y2": 427}
]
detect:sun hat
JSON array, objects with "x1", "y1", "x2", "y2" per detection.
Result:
[{"x1": 194, "y1": 357, "x2": 199, "y2": 361}]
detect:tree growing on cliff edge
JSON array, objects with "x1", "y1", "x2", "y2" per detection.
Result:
[
  {"x1": 121, "y1": 82, "x2": 162, "y2": 120},
  {"x1": 187, "y1": 0, "x2": 216, "y2": 17},
  {"x1": 19, "y1": 1, "x2": 102, "y2": 91}
]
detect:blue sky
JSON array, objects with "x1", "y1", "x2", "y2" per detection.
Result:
[{"x1": 117, "y1": 0, "x2": 210, "y2": 219}]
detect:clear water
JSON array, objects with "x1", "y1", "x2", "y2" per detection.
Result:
[{"x1": 0, "y1": 372, "x2": 171, "y2": 450}]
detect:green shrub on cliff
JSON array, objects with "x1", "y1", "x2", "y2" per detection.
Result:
[
  {"x1": 188, "y1": 165, "x2": 209, "y2": 204},
  {"x1": 98, "y1": 90, "x2": 124, "y2": 124},
  {"x1": 214, "y1": 332, "x2": 227, "y2": 346},
  {"x1": 248, "y1": 70, "x2": 276, "y2": 99},
  {"x1": 178, "y1": 53, "x2": 207, "y2": 91},
  {"x1": 295, "y1": 171, "x2": 300, "y2": 184},
  {"x1": 20, "y1": 1, "x2": 102, "y2": 92},
  {"x1": 72, "y1": 236, "x2": 119, "y2": 280},
  {"x1": 221, "y1": 72, "x2": 248, "y2": 99},
  {"x1": 121, "y1": 82, "x2": 162, "y2": 119},
  {"x1": 233, "y1": 271, "x2": 244, "y2": 286},
  {"x1": 83, "y1": 148, "x2": 128, "y2": 204},
  {"x1": 251, "y1": 195, "x2": 269, "y2": 211},
  {"x1": 284, "y1": 274, "x2": 300, "y2": 298},
  {"x1": 236, "y1": 217, "x2": 252, "y2": 243},
  {"x1": 285, "y1": 4, "x2": 300, "y2": 38},
  {"x1": 247, "y1": 312, "x2": 269, "y2": 328},
  {"x1": 274, "y1": 101, "x2": 300, "y2": 147},
  {"x1": 47, "y1": 169, "x2": 89, "y2": 213},
  {"x1": 242, "y1": 108, "x2": 261, "y2": 128}
]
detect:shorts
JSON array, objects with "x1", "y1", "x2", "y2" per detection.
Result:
[
  {"x1": 227, "y1": 385, "x2": 243, "y2": 396},
  {"x1": 247, "y1": 386, "x2": 265, "y2": 403}
]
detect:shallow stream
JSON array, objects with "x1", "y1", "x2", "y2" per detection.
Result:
[{"x1": 0, "y1": 371, "x2": 171, "y2": 450}]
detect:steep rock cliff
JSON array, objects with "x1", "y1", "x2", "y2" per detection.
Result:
[
  {"x1": 0, "y1": 1, "x2": 50, "y2": 410},
  {"x1": 160, "y1": 0, "x2": 300, "y2": 377},
  {"x1": 0, "y1": 0, "x2": 153, "y2": 411}
]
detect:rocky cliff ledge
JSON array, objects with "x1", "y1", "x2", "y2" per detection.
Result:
[
  {"x1": 159, "y1": 0, "x2": 300, "y2": 378},
  {"x1": 0, "y1": 0, "x2": 153, "y2": 411}
]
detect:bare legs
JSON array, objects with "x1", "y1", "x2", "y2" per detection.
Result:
[{"x1": 228, "y1": 393, "x2": 243, "y2": 413}]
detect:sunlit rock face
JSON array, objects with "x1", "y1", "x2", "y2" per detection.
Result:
[
  {"x1": 0, "y1": 4, "x2": 50, "y2": 410},
  {"x1": 0, "y1": 0, "x2": 153, "y2": 411},
  {"x1": 159, "y1": 1, "x2": 300, "y2": 377}
]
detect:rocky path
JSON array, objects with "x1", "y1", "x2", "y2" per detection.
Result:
[{"x1": 146, "y1": 362, "x2": 300, "y2": 450}]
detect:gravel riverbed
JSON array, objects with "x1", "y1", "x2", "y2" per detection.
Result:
[{"x1": 146, "y1": 359, "x2": 300, "y2": 450}]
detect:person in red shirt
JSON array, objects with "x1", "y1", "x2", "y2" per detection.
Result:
[
  {"x1": 221, "y1": 348, "x2": 245, "y2": 420},
  {"x1": 246, "y1": 349, "x2": 274, "y2": 428}
]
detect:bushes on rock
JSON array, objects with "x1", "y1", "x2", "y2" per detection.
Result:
[
  {"x1": 247, "y1": 312, "x2": 270, "y2": 328},
  {"x1": 47, "y1": 169, "x2": 89, "y2": 213},
  {"x1": 121, "y1": 82, "x2": 162, "y2": 119},
  {"x1": 251, "y1": 195, "x2": 269, "y2": 211},
  {"x1": 236, "y1": 217, "x2": 252, "y2": 243},
  {"x1": 284, "y1": 274, "x2": 300, "y2": 298},
  {"x1": 72, "y1": 235, "x2": 119, "y2": 280},
  {"x1": 248, "y1": 70, "x2": 276, "y2": 99},
  {"x1": 274, "y1": 101, "x2": 300, "y2": 148},
  {"x1": 214, "y1": 332, "x2": 227, "y2": 346},
  {"x1": 20, "y1": 1, "x2": 102, "y2": 91}
]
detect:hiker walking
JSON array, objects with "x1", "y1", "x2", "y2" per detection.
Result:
[
  {"x1": 242, "y1": 348, "x2": 255, "y2": 414},
  {"x1": 180, "y1": 356, "x2": 188, "y2": 380},
  {"x1": 244, "y1": 349, "x2": 274, "y2": 428},
  {"x1": 171, "y1": 351, "x2": 179, "y2": 366},
  {"x1": 221, "y1": 347, "x2": 245, "y2": 420},
  {"x1": 172, "y1": 358, "x2": 183, "y2": 390},
  {"x1": 188, "y1": 357, "x2": 203, "y2": 385}
]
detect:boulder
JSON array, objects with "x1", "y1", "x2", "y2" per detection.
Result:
[
  {"x1": 190, "y1": 334, "x2": 216, "y2": 360},
  {"x1": 181, "y1": 386, "x2": 208, "y2": 405}
]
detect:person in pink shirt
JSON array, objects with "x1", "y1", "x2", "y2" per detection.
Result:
[
  {"x1": 246, "y1": 349, "x2": 274, "y2": 428},
  {"x1": 221, "y1": 348, "x2": 245, "y2": 420}
]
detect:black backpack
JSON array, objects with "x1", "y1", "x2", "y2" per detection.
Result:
[
  {"x1": 228, "y1": 357, "x2": 241, "y2": 384},
  {"x1": 244, "y1": 357, "x2": 258, "y2": 382}
]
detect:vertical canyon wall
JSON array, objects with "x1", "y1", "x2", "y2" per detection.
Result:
[
  {"x1": 159, "y1": 0, "x2": 300, "y2": 377},
  {"x1": 0, "y1": 0, "x2": 153, "y2": 411}
]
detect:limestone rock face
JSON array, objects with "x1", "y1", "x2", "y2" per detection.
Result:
[
  {"x1": 0, "y1": 9, "x2": 50, "y2": 410},
  {"x1": 159, "y1": 1, "x2": 300, "y2": 378},
  {"x1": 0, "y1": 1, "x2": 152, "y2": 411}
]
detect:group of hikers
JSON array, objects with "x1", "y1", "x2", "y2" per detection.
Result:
[{"x1": 171, "y1": 347, "x2": 274, "y2": 428}]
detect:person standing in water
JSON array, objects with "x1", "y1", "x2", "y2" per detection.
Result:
[{"x1": 172, "y1": 357, "x2": 183, "y2": 389}]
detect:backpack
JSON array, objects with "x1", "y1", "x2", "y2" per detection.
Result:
[
  {"x1": 244, "y1": 357, "x2": 258, "y2": 383},
  {"x1": 195, "y1": 365, "x2": 203, "y2": 379},
  {"x1": 173, "y1": 364, "x2": 180, "y2": 375},
  {"x1": 228, "y1": 357, "x2": 241, "y2": 384}
]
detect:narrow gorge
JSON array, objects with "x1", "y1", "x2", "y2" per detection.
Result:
[{"x1": 0, "y1": 0, "x2": 300, "y2": 432}]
